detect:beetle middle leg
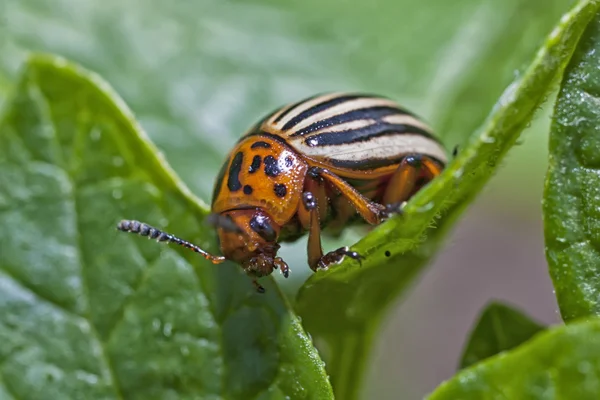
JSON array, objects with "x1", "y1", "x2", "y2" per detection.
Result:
[
  {"x1": 300, "y1": 180, "x2": 363, "y2": 271},
  {"x1": 251, "y1": 279, "x2": 266, "y2": 293},
  {"x1": 382, "y1": 154, "x2": 444, "y2": 213},
  {"x1": 307, "y1": 166, "x2": 387, "y2": 225}
]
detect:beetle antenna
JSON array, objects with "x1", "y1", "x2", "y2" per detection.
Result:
[{"x1": 117, "y1": 219, "x2": 226, "y2": 264}]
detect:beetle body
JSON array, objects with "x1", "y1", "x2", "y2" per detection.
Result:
[{"x1": 118, "y1": 93, "x2": 447, "y2": 292}]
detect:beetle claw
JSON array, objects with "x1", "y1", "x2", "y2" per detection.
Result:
[
  {"x1": 274, "y1": 257, "x2": 290, "y2": 278},
  {"x1": 381, "y1": 201, "x2": 407, "y2": 219},
  {"x1": 318, "y1": 246, "x2": 363, "y2": 269}
]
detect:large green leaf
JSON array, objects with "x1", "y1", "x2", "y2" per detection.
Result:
[
  {"x1": 428, "y1": 317, "x2": 600, "y2": 399},
  {"x1": 544, "y1": 8, "x2": 600, "y2": 323},
  {"x1": 459, "y1": 302, "x2": 545, "y2": 369},
  {"x1": 1, "y1": 0, "x2": 593, "y2": 398},
  {"x1": 296, "y1": 1, "x2": 600, "y2": 398},
  {"x1": 0, "y1": 54, "x2": 332, "y2": 399}
]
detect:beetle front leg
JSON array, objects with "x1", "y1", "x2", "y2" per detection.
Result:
[
  {"x1": 274, "y1": 257, "x2": 290, "y2": 278},
  {"x1": 317, "y1": 246, "x2": 363, "y2": 270},
  {"x1": 302, "y1": 191, "x2": 362, "y2": 271},
  {"x1": 251, "y1": 279, "x2": 266, "y2": 293},
  {"x1": 302, "y1": 191, "x2": 324, "y2": 271}
]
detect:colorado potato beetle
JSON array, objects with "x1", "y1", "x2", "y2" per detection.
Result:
[{"x1": 118, "y1": 93, "x2": 448, "y2": 292}]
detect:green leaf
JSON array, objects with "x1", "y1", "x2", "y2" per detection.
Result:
[
  {"x1": 1, "y1": 0, "x2": 595, "y2": 398},
  {"x1": 544, "y1": 9, "x2": 600, "y2": 323},
  {"x1": 296, "y1": 1, "x2": 600, "y2": 397},
  {"x1": 0, "y1": 54, "x2": 332, "y2": 399},
  {"x1": 428, "y1": 317, "x2": 600, "y2": 399},
  {"x1": 460, "y1": 302, "x2": 545, "y2": 369}
]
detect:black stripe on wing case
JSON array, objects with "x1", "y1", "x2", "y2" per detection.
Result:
[
  {"x1": 271, "y1": 94, "x2": 322, "y2": 124},
  {"x1": 329, "y1": 154, "x2": 446, "y2": 171},
  {"x1": 291, "y1": 106, "x2": 416, "y2": 137},
  {"x1": 280, "y1": 94, "x2": 367, "y2": 131},
  {"x1": 303, "y1": 122, "x2": 435, "y2": 147}
]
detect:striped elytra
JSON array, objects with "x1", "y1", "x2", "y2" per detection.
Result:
[
  {"x1": 118, "y1": 92, "x2": 448, "y2": 293},
  {"x1": 248, "y1": 93, "x2": 447, "y2": 175}
]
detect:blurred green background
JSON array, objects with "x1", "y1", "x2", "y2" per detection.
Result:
[{"x1": 0, "y1": 0, "x2": 570, "y2": 398}]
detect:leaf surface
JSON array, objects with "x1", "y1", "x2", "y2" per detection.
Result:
[
  {"x1": 428, "y1": 317, "x2": 600, "y2": 399},
  {"x1": 0, "y1": 55, "x2": 333, "y2": 400},
  {"x1": 1, "y1": 0, "x2": 595, "y2": 398},
  {"x1": 544, "y1": 7, "x2": 600, "y2": 322},
  {"x1": 460, "y1": 302, "x2": 545, "y2": 369}
]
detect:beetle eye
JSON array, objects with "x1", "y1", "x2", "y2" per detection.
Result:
[{"x1": 250, "y1": 214, "x2": 276, "y2": 242}]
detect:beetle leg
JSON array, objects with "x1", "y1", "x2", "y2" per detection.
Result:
[
  {"x1": 302, "y1": 191, "x2": 363, "y2": 271},
  {"x1": 274, "y1": 257, "x2": 290, "y2": 278},
  {"x1": 302, "y1": 191, "x2": 325, "y2": 271},
  {"x1": 252, "y1": 279, "x2": 266, "y2": 293},
  {"x1": 382, "y1": 155, "x2": 444, "y2": 214},
  {"x1": 307, "y1": 166, "x2": 386, "y2": 225},
  {"x1": 318, "y1": 246, "x2": 363, "y2": 270},
  {"x1": 117, "y1": 220, "x2": 227, "y2": 264}
]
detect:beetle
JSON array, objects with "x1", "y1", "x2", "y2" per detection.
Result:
[{"x1": 118, "y1": 93, "x2": 448, "y2": 292}]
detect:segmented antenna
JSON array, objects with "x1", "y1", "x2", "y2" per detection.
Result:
[{"x1": 117, "y1": 220, "x2": 226, "y2": 264}]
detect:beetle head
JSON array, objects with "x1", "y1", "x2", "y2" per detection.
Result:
[{"x1": 212, "y1": 209, "x2": 288, "y2": 278}]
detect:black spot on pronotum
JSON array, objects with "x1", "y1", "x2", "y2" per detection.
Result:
[
  {"x1": 452, "y1": 145, "x2": 459, "y2": 157},
  {"x1": 227, "y1": 152, "x2": 244, "y2": 192},
  {"x1": 243, "y1": 185, "x2": 253, "y2": 195},
  {"x1": 249, "y1": 155, "x2": 261, "y2": 173},
  {"x1": 250, "y1": 214, "x2": 277, "y2": 242},
  {"x1": 273, "y1": 183, "x2": 287, "y2": 198},
  {"x1": 251, "y1": 141, "x2": 271, "y2": 149},
  {"x1": 385, "y1": 250, "x2": 391, "y2": 257},
  {"x1": 285, "y1": 156, "x2": 294, "y2": 168},
  {"x1": 264, "y1": 155, "x2": 281, "y2": 177}
]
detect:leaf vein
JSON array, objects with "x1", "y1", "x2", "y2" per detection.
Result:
[
  {"x1": 23, "y1": 72, "x2": 128, "y2": 399},
  {"x1": 58, "y1": 108, "x2": 125, "y2": 400},
  {"x1": 101, "y1": 252, "x2": 160, "y2": 346}
]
